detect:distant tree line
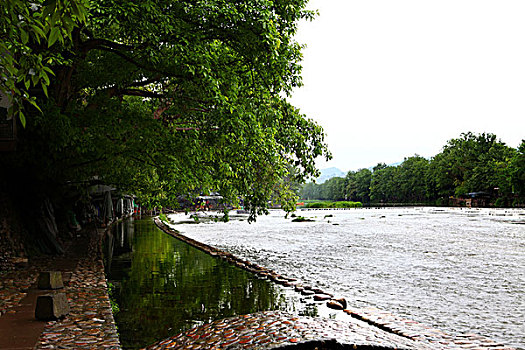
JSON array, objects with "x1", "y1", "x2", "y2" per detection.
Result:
[{"x1": 300, "y1": 132, "x2": 525, "y2": 207}]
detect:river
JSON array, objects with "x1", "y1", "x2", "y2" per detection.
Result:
[{"x1": 167, "y1": 207, "x2": 525, "y2": 349}]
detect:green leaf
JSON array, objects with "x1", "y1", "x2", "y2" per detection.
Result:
[
  {"x1": 31, "y1": 24, "x2": 46, "y2": 39},
  {"x1": 19, "y1": 110, "x2": 26, "y2": 128},
  {"x1": 28, "y1": 99, "x2": 43, "y2": 113},
  {"x1": 48, "y1": 27, "x2": 60, "y2": 47},
  {"x1": 21, "y1": 30, "x2": 29, "y2": 44},
  {"x1": 31, "y1": 74, "x2": 39, "y2": 85},
  {"x1": 40, "y1": 71, "x2": 50, "y2": 86},
  {"x1": 42, "y1": 66, "x2": 55, "y2": 75},
  {"x1": 43, "y1": 0, "x2": 57, "y2": 19}
]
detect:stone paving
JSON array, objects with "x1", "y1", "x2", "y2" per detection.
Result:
[
  {"x1": 0, "y1": 226, "x2": 121, "y2": 350},
  {"x1": 344, "y1": 307, "x2": 516, "y2": 350},
  {"x1": 145, "y1": 311, "x2": 427, "y2": 350},
  {"x1": 34, "y1": 228, "x2": 120, "y2": 350},
  {"x1": 0, "y1": 267, "x2": 37, "y2": 317}
]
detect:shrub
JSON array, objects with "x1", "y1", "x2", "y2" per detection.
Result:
[
  {"x1": 306, "y1": 202, "x2": 329, "y2": 208},
  {"x1": 158, "y1": 213, "x2": 168, "y2": 223},
  {"x1": 291, "y1": 216, "x2": 315, "y2": 222}
]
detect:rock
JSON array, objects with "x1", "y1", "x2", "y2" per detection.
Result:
[
  {"x1": 35, "y1": 293, "x2": 70, "y2": 320},
  {"x1": 38, "y1": 271, "x2": 64, "y2": 290},
  {"x1": 326, "y1": 300, "x2": 344, "y2": 310},
  {"x1": 313, "y1": 294, "x2": 332, "y2": 301},
  {"x1": 333, "y1": 297, "x2": 347, "y2": 309}
]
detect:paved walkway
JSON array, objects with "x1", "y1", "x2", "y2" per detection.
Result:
[{"x1": 0, "y1": 226, "x2": 120, "y2": 350}]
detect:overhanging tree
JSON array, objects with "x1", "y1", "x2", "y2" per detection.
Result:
[{"x1": 1, "y1": 0, "x2": 330, "y2": 220}]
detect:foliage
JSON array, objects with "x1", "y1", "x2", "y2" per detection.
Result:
[
  {"x1": 345, "y1": 168, "x2": 372, "y2": 203},
  {"x1": 107, "y1": 281, "x2": 120, "y2": 315},
  {"x1": 509, "y1": 141, "x2": 525, "y2": 199},
  {"x1": 0, "y1": 0, "x2": 89, "y2": 126},
  {"x1": 221, "y1": 209, "x2": 229, "y2": 223},
  {"x1": 334, "y1": 201, "x2": 363, "y2": 208},
  {"x1": 158, "y1": 213, "x2": 168, "y2": 224},
  {"x1": 1, "y1": 0, "x2": 330, "y2": 221},
  {"x1": 299, "y1": 132, "x2": 524, "y2": 207},
  {"x1": 429, "y1": 132, "x2": 515, "y2": 199}
]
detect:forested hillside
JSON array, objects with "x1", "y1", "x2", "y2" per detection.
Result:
[{"x1": 301, "y1": 132, "x2": 525, "y2": 207}]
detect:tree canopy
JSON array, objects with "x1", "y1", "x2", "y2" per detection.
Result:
[{"x1": 1, "y1": 0, "x2": 330, "y2": 219}]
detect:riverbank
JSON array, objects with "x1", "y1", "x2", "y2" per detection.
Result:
[
  {"x1": 154, "y1": 216, "x2": 518, "y2": 350},
  {"x1": 0, "y1": 224, "x2": 121, "y2": 349}
]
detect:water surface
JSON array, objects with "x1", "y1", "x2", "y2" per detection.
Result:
[
  {"x1": 105, "y1": 218, "x2": 313, "y2": 349},
  {"x1": 169, "y1": 207, "x2": 525, "y2": 349}
]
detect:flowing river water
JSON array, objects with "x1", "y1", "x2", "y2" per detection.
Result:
[{"x1": 166, "y1": 207, "x2": 525, "y2": 349}]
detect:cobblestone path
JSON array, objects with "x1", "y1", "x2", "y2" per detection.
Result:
[
  {"x1": 34, "y1": 227, "x2": 120, "y2": 350},
  {"x1": 0, "y1": 226, "x2": 121, "y2": 350},
  {"x1": 145, "y1": 311, "x2": 426, "y2": 350}
]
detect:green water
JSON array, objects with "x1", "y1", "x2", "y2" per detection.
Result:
[{"x1": 104, "y1": 218, "x2": 295, "y2": 349}]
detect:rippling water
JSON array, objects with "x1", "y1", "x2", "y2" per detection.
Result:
[{"x1": 169, "y1": 207, "x2": 525, "y2": 349}]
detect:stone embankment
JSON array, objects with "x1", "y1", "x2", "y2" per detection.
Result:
[
  {"x1": 0, "y1": 225, "x2": 121, "y2": 350},
  {"x1": 154, "y1": 217, "x2": 517, "y2": 350}
]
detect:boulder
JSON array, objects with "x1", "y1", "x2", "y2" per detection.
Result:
[
  {"x1": 326, "y1": 300, "x2": 344, "y2": 310},
  {"x1": 37, "y1": 271, "x2": 64, "y2": 290},
  {"x1": 313, "y1": 294, "x2": 332, "y2": 301},
  {"x1": 333, "y1": 297, "x2": 347, "y2": 309},
  {"x1": 35, "y1": 293, "x2": 70, "y2": 320}
]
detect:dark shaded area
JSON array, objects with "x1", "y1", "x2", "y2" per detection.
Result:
[{"x1": 275, "y1": 339, "x2": 407, "y2": 350}]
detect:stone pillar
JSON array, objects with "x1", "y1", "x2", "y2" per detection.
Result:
[
  {"x1": 35, "y1": 293, "x2": 70, "y2": 320},
  {"x1": 37, "y1": 271, "x2": 64, "y2": 290}
]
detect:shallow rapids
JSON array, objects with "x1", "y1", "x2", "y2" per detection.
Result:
[{"x1": 168, "y1": 207, "x2": 525, "y2": 349}]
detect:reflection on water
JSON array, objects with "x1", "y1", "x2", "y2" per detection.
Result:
[{"x1": 104, "y1": 218, "x2": 309, "y2": 350}]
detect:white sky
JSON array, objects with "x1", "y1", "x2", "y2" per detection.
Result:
[{"x1": 289, "y1": 0, "x2": 525, "y2": 172}]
